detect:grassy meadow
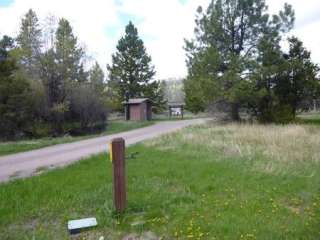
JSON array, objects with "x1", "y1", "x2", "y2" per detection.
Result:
[
  {"x1": 0, "y1": 120, "x2": 153, "y2": 156},
  {"x1": 0, "y1": 120, "x2": 320, "y2": 239},
  {"x1": 298, "y1": 113, "x2": 320, "y2": 126}
]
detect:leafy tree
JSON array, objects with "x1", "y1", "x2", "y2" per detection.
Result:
[
  {"x1": 107, "y1": 21, "x2": 165, "y2": 111},
  {"x1": 185, "y1": 0, "x2": 295, "y2": 120},
  {"x1": 16, "y1": 9, "x2": 42, "y2": 78}
]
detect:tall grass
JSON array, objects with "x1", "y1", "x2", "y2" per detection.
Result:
[{"x1": 145, "y1": 122, "x2": 320, "y2": 175}]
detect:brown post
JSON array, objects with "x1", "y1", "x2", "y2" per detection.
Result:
[
  {"x1": 181, "y1": 105, "x2": 184, "y2": 119},
  {"x1": 110, "y1": 138, "x2": 126, "y2": 213}
]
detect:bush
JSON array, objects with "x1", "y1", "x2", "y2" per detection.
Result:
[
  {"x1": 258, "y1": 104, "x2": 295, "y2": 124},
  {"x1": 69, "y1": 83, "x2": 108, "y2": 131},
  {"x1": 26, "y1": 122, "x2": 51, "y2": 138},
  {"x1": 0, "y1": 73, "x2": 35, "y2": 140}
]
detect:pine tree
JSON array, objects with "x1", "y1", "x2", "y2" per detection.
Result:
[
  {"x1": 107, "y1": 21, "x2": 164, "y2": 111},
  {"x1": 16, "y1": 9, "x2": 42, "y2": 78},
  {"x1": 276, "y1": 37, "x2": 319, "y2": 117},
  {"x1": 249, "y1": 34, "x2": 285, "y2": 122},
  {"x1": 89, "y1": 62, "x2": 105, "y2": 92},
  {"x1": 184, "y1": 0, "x2": 295, "y2": 120},
  {"x1": 41, "y1": 48, "x2": 63, "y2": 106},
  {"x1": 55, "y1": 18, "x2": 84, "y2": 83},
  {"x1": 0, "y1": 36, "x2": 33, "y2": 139},
  {"x1": 248, "y1": 36, "x2": 319, "y2": 123}
]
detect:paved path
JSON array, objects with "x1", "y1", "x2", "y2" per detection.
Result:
[{"x1": 0, "y1": 119, "x2": 207, "y2": 183}]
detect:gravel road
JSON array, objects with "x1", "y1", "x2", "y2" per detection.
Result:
[{"x1": 0, "y1": 119, "x2": 207, "y2": 183}]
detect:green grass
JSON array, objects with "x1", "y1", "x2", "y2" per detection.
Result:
[
  {"x1": 0, "y1": 122, "x2": 319, "y2": 239},
  {"x1": 0, "y1": 120, "x2": 153, "y2": 156},
  {"x1": 297, "y1": 113, "x2": 320, "y2": 126}
]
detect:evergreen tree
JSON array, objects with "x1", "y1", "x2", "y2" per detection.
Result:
[
  {"x1": 41, "y1": 48, "x2": 63, "y2": 106},
  {"x1": 89, "y1": 62, "x2": 105, "y2": 92},
  {"x1": 276, "y1": 37, "x2": 319, "y2": 117},
  {"x1": 249, "y1": 34, "x2": 286, "y2": 122},
  {"x1": 184, "y1": 0, "x2": 295, "y2": 120},
  {"x1": 0, "y1": 36, "x2": 33, "y2": 139},
  {"x1": 0, "y1": 36, "x2": 13, "y2": 60},
  {"x1": 107, "y1": 21, "x2": 165, "y2": 111},
  {"x1": 1, "y1": 13, "x2": 109, "y2": 137},
  {"x1": 55, "y1": 18, "x2": 84, "y2": 83},
  {"x1": 248, "y1": 36, "x2": 319, "y2": 123},
  {"x1": 40, "y1": 18, "x2": 86, "y2": 134},
  {"x1": 78, "y1": 64, "x2": 89, "y2": 83},
  {"x1": 16, "y1": 9, "x2": 42, "y2": 78}
]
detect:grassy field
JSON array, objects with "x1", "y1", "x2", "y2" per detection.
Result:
[
  {"x1": 0, "y1": 120, "x2": 153, "y2": 156},
  {"x1": 0, "y1": 121, "x2": 319, "y2": 239},
  {"x1": 298, "y1": 113, "x2": 320, "y2": 126}
]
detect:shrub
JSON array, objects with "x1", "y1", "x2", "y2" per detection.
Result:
[
  {"x1": 69, "y1": 83, "x2": 108, "y2": 131},
  {"x1": 258, "y1": 104, "x2": 295, "y2": 124}
]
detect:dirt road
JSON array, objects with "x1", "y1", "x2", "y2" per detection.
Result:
[{"x1": 0, "y1": 119, "x2": 206, "y2": 183}]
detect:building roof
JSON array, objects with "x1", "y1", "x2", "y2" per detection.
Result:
[{"x1": 123, "y1": 98, "x2": 150, "y2": 104}]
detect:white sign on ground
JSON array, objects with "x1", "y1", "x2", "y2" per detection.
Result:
[{"x1": 67, "y1": 217, "x2": 97, "y2": 234}]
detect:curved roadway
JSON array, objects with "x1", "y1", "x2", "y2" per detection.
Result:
[{"x1": 0, "y1": 119, "x2": 206, "y2": 183}]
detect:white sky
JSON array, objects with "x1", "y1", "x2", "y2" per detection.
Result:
[{"x1": 0, "y1": 0, "x2": 319, "y2": 79}]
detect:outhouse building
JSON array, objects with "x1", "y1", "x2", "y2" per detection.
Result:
[{"x1": 123, "y1": 98, "x2": 152, "y2": 121}]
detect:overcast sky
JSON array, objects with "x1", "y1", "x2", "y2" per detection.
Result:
[{"x1": 0, "y1": 0, "x2": 319, "y2": 79}]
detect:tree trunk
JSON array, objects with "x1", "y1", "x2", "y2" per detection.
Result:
[{"x1": 230, "y1": 103, "x2": 240, "y2": 121}]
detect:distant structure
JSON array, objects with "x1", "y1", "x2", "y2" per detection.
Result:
[
  {"x1": 123, "y1": 98, "x2": 152, "y2": 121},
  {"x1": 168, "y1": 102, "x2": 185, "y2": 119}
]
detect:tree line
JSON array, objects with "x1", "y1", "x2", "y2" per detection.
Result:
[
  {"x1": 184, "y1": 0, "x2": 320, "y2": 123},
  {"x1": 0, "y1": 10, "x2": 164, "y2": 140},
  {"x1": 2, "y1": 1, "x2": 317, "y2": 141}
]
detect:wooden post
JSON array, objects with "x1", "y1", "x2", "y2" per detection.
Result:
[
  {"x1": 181, "y1": 105, "x2": 184, "y2": 119},
  {"x1": 110, "y1": 138, "x2": 126, "y2": 213}
]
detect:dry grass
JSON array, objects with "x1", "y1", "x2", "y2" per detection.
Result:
[{"x1": 144, "y1": 122, "x2": 320, "y2": 175}]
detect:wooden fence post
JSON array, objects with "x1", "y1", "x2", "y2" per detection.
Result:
[{"x1": 110, "y1": 138, "x2": 126, "y2": 213}]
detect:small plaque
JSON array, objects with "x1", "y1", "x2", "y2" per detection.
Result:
[{"x1": 68, "y1": 217, "x2": 97, "y2": 234}]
